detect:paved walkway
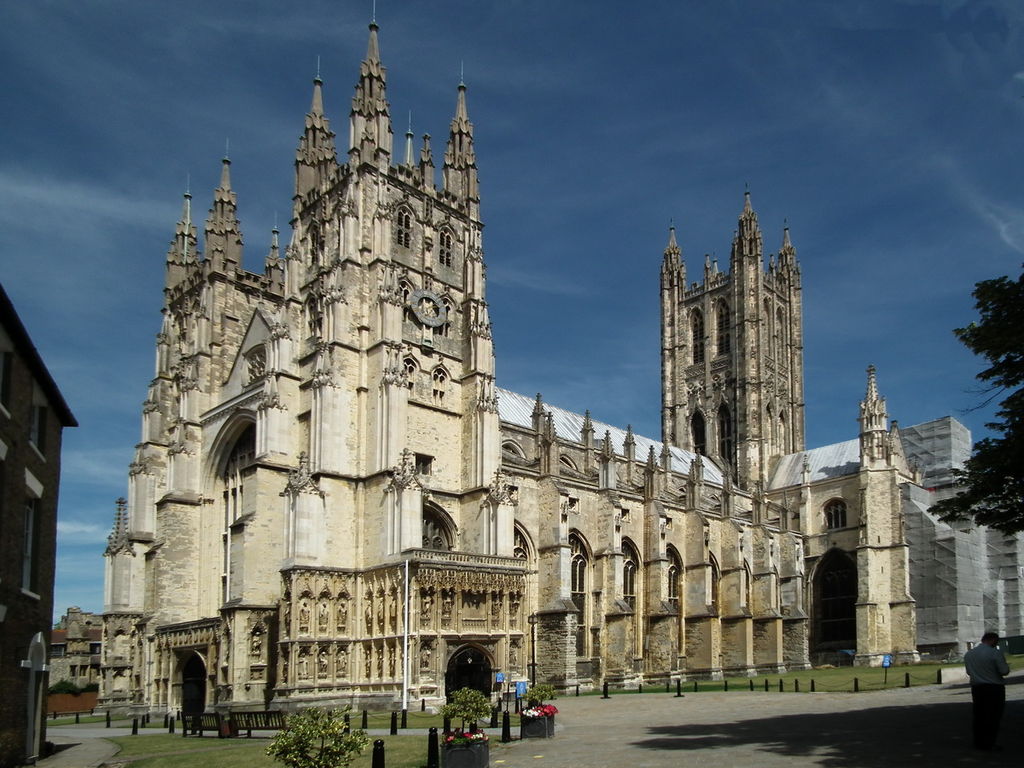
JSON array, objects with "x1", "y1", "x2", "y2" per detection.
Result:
[{"x1": 37, "y1": 674, "x2": 1024, "y2": 767}]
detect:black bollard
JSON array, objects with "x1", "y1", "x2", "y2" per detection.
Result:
[
  {"x1": 422, "y1": 698, "x2": 426, "y2": 712},
  {"x1": 362, "y1": 709, "x2": 369, "y2": 730},
  {"x1": 795, "y1": 679, "x2": 800, "y2": 693},
  {"x1": 443, "y1": 715, "x2": 451, "y2": 733},
  {"x1": 675, "y1": 680, "x2": 683, "y2": 698},
  {"x1": 576, "y1": 684, "x2": 580, "y2": 697},
  {"x1": 763, "y1": 679, "x2": 769, "y2": 692},
  {"x1": 344, "y1": 713, "x2": 350, "y2": 733},
  {"x1": 749, "y1": 679, "x2": 754, "y2": 691},
  {"x1": 106, "y1": 711, "x2": 111, "y2": 728},
  {"x1": 163, "y1": 713, "x2": 168, "y2": 728},
  {"x1": 52, "y1": 712, "x2": 56, "y2": 721},
  {"x1": 490, "y1": 706, "x2": 498, "y2": 728},
  {"x1": 779, "y1": 679, "x2": 784, "y2": 692},
  {"x1": 390, "y1": 711, "x2": 398, "y2": 735},
  {"x1": 131, "y1": 718, "x2": 139, "y2": 736},
  {"x1": 904, "y1": 672, "x2": 910, "y2": 689},
  {"x1": 501, "y1": 711, "x2": 511, "y2": 743},
  {"x1": 401, "y1": 709, "x2": 408, "y2": 729},
  {"x1": 694, "y1": 680, "x2": 698, "y2": 693},
  {"x1": 169, "y1": 715, "x2": 175, "y2": 734},
  {"x1": 75, "y1": 712, "x2": 80, "y2": 724},
  {"x1": 936, "y1": 669, "x2": 941, "y2": 685},
  {"x1": 666, "y1": 680, "x2": 670, "y2": 693},
  {"x1": 427, "y1": 727, "x2": 440, "y2": 768},
  {"x1": 811, "y1": 679, "x2": 816, "y2": 692},
  {"x1": 724, "y1": 680, "x2": 728, "y2": 692},
  {"x1": 514, "y1": 697, "x2": 520, "y2": 714},
  {"x1": 601, "y1": 681, "x2": 610, "y2": 699},
  {"x1": 854, "y1": 677, "x2": 859, "y2": 693},
  {"x1": 372, "y1": 739, "x2": 385, "y2": 768}
]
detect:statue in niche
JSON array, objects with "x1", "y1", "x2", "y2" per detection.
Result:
[
  {"x1": 509, "y1": 594, "x2": 521, "y2": 627},
  {"x1": 318, "y1": 599, "x2": 330, "y2": 632},
  {"x1": 388, "y1": 590, "x2": 398, "y2": 632},
  {"x1": 337, "y1": 597, "x2": 349, "y2": 633},
  {"x1": 376, "y1": 648, "x2": 384, "y2": 679},
  {"x1": 337, "y1": 645, "x2": 349, "y2": 676},
  {"x1": 365, "y1": 599, "x2": 374, "y2": 634},
  {"x1": 298, "y1": 599, "x2": 311, "y2": 633},
  {"x1": 388, "y1": 652, "x2": 395, "y2": 678},
  {"x1": 441, "y1": 590, "x2": 453, "y2": 626},
  {"x1": 420, "y1": 641, "x2": 432, "y2": 671},
  {"x1": 282, "y1": 600, "x2": 291, "y2": 635},
  {"x1": 376, "y1": 593, "x2": 386, "y2": 632},
  {"x1": 318, "y1": 646, "x2": 330, "y2": 677},
  {"x1": 420, "y1": 590, "x2": 434, "y2": 623},
  {"x1": 250, "y1": 630, "x2": 263, "y2": 659},
  {"x1": 491, "y1": 592, "x2": 502, "y2": 620},
  {"x1": 509, "y1": 641, "x2": 519, "y2": 669},
  {"x1": 298, "y1": 649, "x2": 310, "y2": 679},
  {"x1": 281, "y1": 656, "x2": 289, "y2": 683}
]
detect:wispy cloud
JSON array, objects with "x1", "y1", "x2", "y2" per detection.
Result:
[{"x1": 57, "y1": 519, "x2": 110, "y2": 544}]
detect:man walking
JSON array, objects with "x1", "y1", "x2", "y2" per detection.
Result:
[{"x1": 963, "y1": 631, "x2": 1010, "y2": 751}]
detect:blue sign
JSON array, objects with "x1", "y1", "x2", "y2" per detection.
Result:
[
  {"x1": 882, "y1": 654, "x2": 893, "y2": 668},
  {"x1": 495, "y1": 672, "x2": 505, "y2": 683},
  {"x1": 515, "y1": 681, "x2": 528, "y2": 697}
]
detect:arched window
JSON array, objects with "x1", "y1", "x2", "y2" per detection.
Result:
[
  {"x1": 716, "y1": 302, "x2": 731, "y2": 356},
  {"x1": 666, "y1": 546, "x2": 682, "y2": 608},
  {"x1": 306, "y1": 296, "x2": 323, "y2": 338},
  {"x1": 691, "y1": 310, "x2": 705, "y2": 365},
  {"x1": 691, "y1": 410, "x2": 707, "y2": 456},
  {"x1": 438, "y1": 229, "x2": 454, "y2": 268},
  {"x1": 708, "y1": 553, "x2": 720, "y2": 615},
  {"x1": 309, "y1": 221, "x2": 323, "y2": 267},
  {"x1": 432, "y1": 367, "x2": 448, "y2": 403},
  {"x1": 513, "y1": 526, "x2": 532, "y2": 562},
  {"x1": 394, "y1": 207, "x2": 413, "y2": 249},
  {"x1": 502, "y1": 440, "x2": 526, "y2": 460},
  {"x1": 403, "y1": 357, "x2": 418, "y2": 390},
  {"x1": 824, "y1": 499, "x2": 847, "y2": 530},
  {"x1": 717, "y1": 403, "x2": 734, "y2": 466},
  {"x1": 422, "y1": 504, "x2": 454, "y2": 551},
  {"x1": 559, "y1": 455, "x2": 578, "y2": 473},
  {"x1": 221, "y1": 424, "x2": 255, "y2": 602},
  {"x1": 766, "y1": 403, "x2": 775, "y2": 455},
  {"x1": 438, "y1": 298, "x2": 454, "y2": 338},
  {"x1": 570, "y1": 533, "x2": 590, "y2": 657},
  {"x1": 775, "y1": 307, "x2": 785, "y2": 360},
  {"x1": 245, "y1": 345, "x2": 267, "y2": 384},
  {"x1": 778, "y1": 410, "x2": 788, "y2": 454},
  {"x1": 622, "y1": 540, "x2": 640, "y2": 610},
  {"x1": 400, "y1": 281, "x2": 414, "y2": 323},
  {"x1": 815, "y1": 549, "x2": 857, "y2": 646}
]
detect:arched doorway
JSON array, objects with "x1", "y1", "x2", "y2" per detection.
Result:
[
  {"x1": 181, "y1": 654, "x2": 207, "y2": 714},
  {"x1": 814, "y1": 549, "x2": 857, "y2": 651},
  {"x1": 445, "y1": 646, "x2": 492, "y2": 698}
]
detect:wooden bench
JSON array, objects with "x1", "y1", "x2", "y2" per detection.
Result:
[
  {"x1": 181, "y1": 712, "x2": 224, "y2": 738},
  {"x1": 231, "y1": 710, "x2": 286, "y2": 737}
]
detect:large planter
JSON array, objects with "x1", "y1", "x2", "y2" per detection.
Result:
[
  {"x1": 520, "y1": 715, "x2": 555, "y2": 739},
  {"x1": 443, "y1": 740, "x2": 489, "y2": 768}
]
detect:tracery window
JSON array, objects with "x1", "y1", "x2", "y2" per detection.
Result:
[
  {"x1": 691, "y1": 310, "x2": 705, "y2": 365},
  {"x1": 513, "y1": 527, "x2": 531, "y2": 561},
  {"x1": 422, "y1": 504, "x2": 453, "y2": 551},
  {"x1": 403, "y1": 357, "x2": 417, "y2": 390},
  {"x1": 709, "y1": 555, "x2": 721, "y2": 615},
  {"x1": 824, "y1": 499, "x2": 847, "y2": 530},
  {"x1": 667, "y1": 546, "x2": 682, "y2": 608},
  {"x1": 245, "y1": 345, "x2": 267, "y2": 384},
  {"x1": 717, "y1": 403, "x2": 734, "y2": 466},
  {"x1": 394, "y1": 207, "x2": 413, "y2": 249},
  {"x1": 432, "y1": 367, "x2": 447, "y2": 403},
  {"x1": 570, "y1": 532, "x2": 590, "y2": 657},
  {"x1": 306, "y1": 296, "x2": 323, "y2": 338},
  {"x1": 623, "y1": 540, "x2": 640, "y2": 610},
  {"x1": 716, "y1": 302, "x2": 731, "y2": 356},
  {"x1": 221, "y1": 424, "x2": 255, "y2": 602},
  {"x1": 691, "y1": 410, "x2": 707, "y2": 456},
  {"x1": 438, "y1": 229, "x2": 454, "y2": 268}
]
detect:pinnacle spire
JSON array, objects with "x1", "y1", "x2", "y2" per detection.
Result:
[
  {"x1": 165, "y1": 189, "x2": 198, "y2": 289},
  {"x1": 205, "y1": 156, "x2": 243, "y2": 272},
  {"x1": 443, "y1": 81, "x2": 478, "y2": 200},
  {"x1": 731, "y1": 186, "x2": 762, "y2": 265},
  {"x1": 366, "y1": 21, "x2": 380, "y2": 63},
  {"x1": 310, "y1": 76, "x2": 324, "y2": 116},
  {"x1": 296, "y1": 76, "x2": 337, "y2": 197},
  {"x1": 859, "y1": 364, "x2": 890, "y2": 464},
  {"x1": 350, "y1": 21, "x2": 392, "y2": 161}
]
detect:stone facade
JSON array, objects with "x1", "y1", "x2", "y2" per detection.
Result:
[
  {"x1": 0, "y1": 284, "x2": 77, "y2": 766},
  {"x1": 102, "y1": 20, "x2": 997, "y2": 717},
  {"x1": 49, "y1": 606, "x2": 103, "y2": 688}
]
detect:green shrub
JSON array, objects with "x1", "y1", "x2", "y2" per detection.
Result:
[
  {"x1": 266, "y1": 707, "x2": 368, "y2": 768},
  {"x1": 81, "y1": 682, "x2": 99, "y2": 693},
  {"x1": 439, "y1": 688, "x2": 492, "y2": 730},
  {"x1": 48, "y1": 680, "x2": 80, "y2": 695},
  {"x1": 525, "y1": 684, "x2": 556, "y2": 705}
]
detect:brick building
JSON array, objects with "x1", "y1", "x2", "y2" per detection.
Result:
[{"x1": 0, "y1": 283, "x2": 77, "y2": 765}]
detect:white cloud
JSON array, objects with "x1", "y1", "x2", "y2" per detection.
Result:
[{"x1": 57, "y1": 519, "x2": 110, "y2": 543}]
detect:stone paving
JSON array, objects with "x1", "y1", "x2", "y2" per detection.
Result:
[{"x1": 39, "y1": 673, "x2": 1024, "y2": 767}]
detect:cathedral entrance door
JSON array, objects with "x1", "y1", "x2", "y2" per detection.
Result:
[
  {"x1": 445, "y1": 646, "x2": 492, "y2": 698},
  {"x1": 180, "y1": 653, "x2": 207, "y2": 714}
]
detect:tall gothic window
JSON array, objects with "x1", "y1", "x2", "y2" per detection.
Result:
[
  {"x1": 708, "y1": 554, "x2": 721, "y2": 615},
  {"x1": 403, "y1": 357, "x2": 417, "y2": 390},
  {"x1": 422, "y1": 504, "x2": 454, "y2": 550},
  {"x1": 717, "y1": 404, "x2": 734, "y2": 466},
  {"x1": 222, "y1": 424, "x2": 255, "y2": 603},
  {"x1": 775, "y1": 307, "x2": 785, "y2": 360},
  {"x1": 570, "y1": 533, "x2": 589, "y2": 657},
  {"x1": 306, "y1": 296, "x2": 323, "y2": 338},
  {"x1": 816, "y1": 549, "x2": 857, "y2": 645},
  {"x1": 691, "y1": 410, "x2": 707, "y2": 456},
  {"x1": 394, "y1": 207, "x2": 413, "y2": 249},
  {"x1": 691, "y1": 310, "x2": 705, "y2": 365},
  {"x1": 622, "y1": 540, "x2": 640, "y2": 610},
  {"x1": 432, "y1": 367, "x2": 448, "y2": 403},
  {"x1": 716, "y1": 301, "x2": 731, "y2": 356},
  {"x1": 438, "y1": 229, "x2": 454, "y2": 268},
  {"x1": 824, "y1": 499, "x2": 847, "y2": 530},
  {"x1": 667, "y1": 546, "x2": 682, "y2": 608},
  {"x1": 513, "y1": 527, "x2": 531, "y2": 561},
  {"x1": 778, "y1": 410, "x2": 788, "y2": 453}
]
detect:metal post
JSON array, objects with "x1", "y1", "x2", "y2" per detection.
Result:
[
  {"x1": 601, "y1": 681, "x2": 610, "y2": 699},
  {"x1": 401, "y1": 709, "x2": 408, "y2": 729},
  {"x1": 75, "y1": 712, "x2": 80, "y2": 724},
  {"x1": 106, "y1": 711, "x2": 111, "y2": 728},
  {"x1": 904, "y1": 672, "x2": 910, "y2": 688},
  {"x1": 811, "y1": 679, "x2": 816, "y2": 692},
  {"x1": 169, "y1": 715, "x2": 175, "y2": 734},
  {"x1": 795, "y1": 679, "x2": 800, "y2": 693},
  {"x1": 723, "y1": 680, "x2": 728, "y2": 692},
  {"x1": 576, "y1": 684, "x2": 580, "y2": 697},
  {"x1": 778, "y1": 679, "x2": 783, "y2": 692},
  {"x1": 749, "y1": 679, "x2": 754, "y2": 691},
  {"x1": 372, "y1": 739, "x2": 385, "y2": 768},
  {"x1": 131, "y1": 718, "x2": 138, "y2": 736},
  {"x1": 638, "y1": 682, "x2": 643, "y2": 694},
  {"x1": 344, "y1": 713, "x2": 350, "y2": 733},
  {"x1": 443, "y1": 715, "x2": 451, "y2": 733},
  {"x1": 675, "y1": 680, "x2": 682, "y2": 698},
  {"x1": 362, "y1": 710, "x2": 369, "y2": 730},
  {"x1": 421, "y1": 699, "x2": 426, "y2": 712},
  {"x1": 501, "y1": 712, "x2": 511, "y2": 743},
  {"x1": 427, "y1": 727, "x2": 440, "y2": 768},
  {"x1": 390, "y1": 711, "x2": 398, "y2": 735},
  {"x1": 854, "y1": 677, "x2": 859, "y2": 693},
  {"x1": 763, "y1": 679, "x2": 769, "y2": 692},
  {"x1": 694, "y1": 680, "x2": 699, "y2": 693},
  {"x1": 490, "y1": 706, "x2": 498, "y2": 728}
]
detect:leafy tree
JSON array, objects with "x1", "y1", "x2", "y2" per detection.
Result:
[
  {"x1": 48, "y1": 680, "x2": 81, "y2": 695},
  {"x1": 932, "y1": 265, "x2": 1024, "y2": 533},
  {"x1": 266, "y1": 707, "x2": 368, "y2": 768},
  {"x1": 439, "y1": 688, "x2": 492, "y2": 731}
]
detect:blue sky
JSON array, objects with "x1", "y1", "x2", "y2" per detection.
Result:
[{"x1": 2, "y1": 1, "x2": 1022, "y2": 620}]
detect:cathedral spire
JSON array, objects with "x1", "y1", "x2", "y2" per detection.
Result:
[
  {"x1": 777, "y1": 221, "x2": 799, "y2": 273},
  {"x1": 731, "y1": 187, "x2": 763, "y2": 267},
  {"x1": 349, "y1": 21, "x2": 392, "y2": 164},
  {"x1": 166, "y1": 190, "x2": 198, "y2": 289},
  {"x1": 204, "y1": 156, "x2": 243, "y2": 273},
  {"x1": 296, "y1": 75, "x2": 337, "y2": 198},
  {"x1": 859, "y1": 365, "x2": 889, "y2": 466},
  {"x1": 442, "y1": 82, "x2": 478, "y2": 201},
  {"x1": 661, "y1": 223, "x2": 685, "y2": 286}
]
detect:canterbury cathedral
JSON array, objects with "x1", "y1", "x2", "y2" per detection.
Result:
[{"x1": 100, "y1": 21, "x2": 1022, "y2": 715}]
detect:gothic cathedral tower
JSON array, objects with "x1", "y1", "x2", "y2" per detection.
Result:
[{"x1": 660, "y1": 192, "x2": 805, "y2": 490}]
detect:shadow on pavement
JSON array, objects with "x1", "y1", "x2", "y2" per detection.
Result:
[{"x1": 633, "y1": 697, "x2": 1023, "y2": 767}]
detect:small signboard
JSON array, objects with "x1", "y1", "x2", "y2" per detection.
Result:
[
  {"x1": 495, "y1": 672, "x2": 505, "y2": 683},
  {"x1": 515, "y1": 681, "x2": 528, "y2": 698},
  {"x1": 882, "y1": 654, "x2": 893, "y2": 668}
]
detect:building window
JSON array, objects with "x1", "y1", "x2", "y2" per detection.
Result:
[
  {"x1": 708, "y1": 555, "x2": 720, "y2": 615},
  {"x1": 422, "y1": 504, "x2": 453, "y2": 550},
  {"x1": 394, "y1": 207, "x2": 413, "y2": 249},
  {"x1": 245, "y1": 345, "x2": 267, "y2": 384},
  {"x1": 0, "y1": 350, "x2": 11, "y2": 409},
  {"x1": 438, "y1": 298, "x2": 454, "y2": 338},
  {"x1": 306, "y1": 296, "x2": 323, "y2": 338},
  {"x1": 432, "y1": 368, "x2": 447, "y2": 403},
  {"x1": 513, "y1": 528, "x2": 530, "y2": 561},
  {"x1": 691, "y1": 310, "x2": 705, "y2": 365},
  {"x1": 221, "y1": 424, "x2": 255, "y2": 603},
  {"x1": 775, "y1": 307, "x2": 785, "y2": 360},
  {"x1": 623, "y1": 541, "x2": 640, "y2": 610},
  {"x1": 667, "y1": 546, "x2": 682, "y2": 608},
  {"x1": 22, "y1": 496, "x2": 38, "y2": 590},
  {"x1": 716, "y1": 302, "x2": 731, "y2": 356},
  {"x1": 403, "y1": 357, "x2": 417, "y2": 390},
  {"x1": 30, "y1": 404, "x2": 47, "y2": 453},
  {"x1": 717, "y1": 404, "x2": 734, "y2": 466},
  {"x1": 570, "y1": 533, "x2": 589, "y2": 658},
  {"x1": 415, "y1": 453, "x2": 433, "y2": 475},
  {"x1": 824, "y1": 499, "x2": 847, "y2": 530},
  {"x1": 438, "y1": 229, "x2": 454, "y2": 268},
  {"x1": 816, "y1": 549, "x2": 857, "y2": 645},
  {"x1": 691, "y1": 410, "x2": 707, "y2": 456}
]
